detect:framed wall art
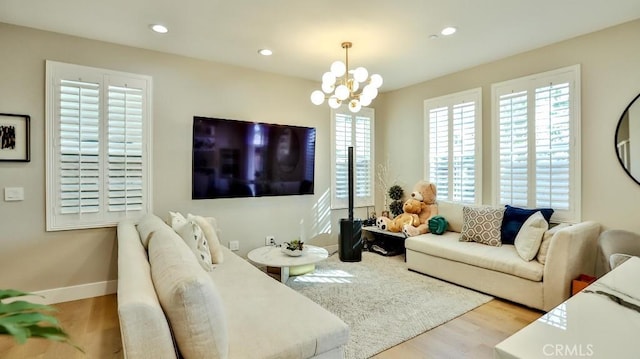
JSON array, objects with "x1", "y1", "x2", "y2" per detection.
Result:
[{"x1": 0, "y1": 113, "x2": 30, "y2": 162}]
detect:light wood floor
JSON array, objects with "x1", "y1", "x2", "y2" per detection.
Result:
[{"x1": 0, "y1": 294, "x2": 541, "y2": 359}]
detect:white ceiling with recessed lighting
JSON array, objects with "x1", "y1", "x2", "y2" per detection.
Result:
[{"x1": 1, "y1": 0, "x2": 639, "y2": 91}]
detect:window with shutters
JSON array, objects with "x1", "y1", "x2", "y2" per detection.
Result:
[
  {"x1": 492, "y1": 65, "x2": 581, "y2": 222},
  {"x1": 331, "y1": 107, "x2": 374, "y2": 209},
  {"x1": 424, "y1": 88, "x2": 482, "y2": 204},
  {"x1": 45, "y1": 61, "x2": 152, "y2": 231}
]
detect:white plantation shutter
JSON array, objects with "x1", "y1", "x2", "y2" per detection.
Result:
[
  {"x1": 424, "y1": 88, "x2": 482, "y2": 204},
  {"x1": 355, "y1": 116, "x2": 372, "y2": 200},
  {"x1": 108, "y1": 84, "x2": 144, "y2": 212},
  {"x1": 498, "y1": 90, "x2": 529, "y2": 207},
  {"x1": 535, "y1": 83, "x2": 571, "y2": 210},
  {"x1": 331, "y1": 107, "x2": 374, "y2": 209},
  {"x1": 428, "y1": 106, "x2": 449, "y2": 200},
  {"x1": 59, "y1": 80, "x2": 101, "y2": 215},
  {"x1": 452, "y1": 101, "x2": 477, "y2": 203},
  {"x1": 334, "y1": 113, "x2": 351, "y2": 202},
  {"x1": 46, "y1": 61, "x2": 152, "y2": 231},
  {"x1": 492, "y1": 65, "x2": 580, "y2": 222}
]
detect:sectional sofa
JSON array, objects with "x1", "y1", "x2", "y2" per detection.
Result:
[
  {"x1": 117, "y1": 214, "x2": 349, "y2": 359},
  {"x1": 405, "y1": 201, "x2": 601, "y2": 311}
]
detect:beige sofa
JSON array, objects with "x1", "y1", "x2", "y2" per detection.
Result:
[
  {"x1": 405, "y1": 202, "x2": 601, "y2": 311},
  {"x1": 117, "y1": 214, "x2": 349, "y2": 359}
]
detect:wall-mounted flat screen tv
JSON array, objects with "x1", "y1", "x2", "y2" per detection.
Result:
[{"x1": 192, "y1": 116, "x2": 316, "y2": 199}]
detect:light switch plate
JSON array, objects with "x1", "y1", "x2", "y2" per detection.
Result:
[
  {"x1": 4, "y1": 187, "x2": 24, "y2": 201},
  {"x1": 229, "y1": 241, "x2": 240, "y2": 251}
]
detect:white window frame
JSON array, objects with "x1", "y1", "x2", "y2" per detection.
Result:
[
  {"x1": 330, "y1": 106, "x2": 375, "y2": 209},
  {"x1": 424, "y1": 88, "x2": 482, "y2": 205},
  {"x1": 45, "y1": 61, "x2": 153, "y2": 231},
  {"x1": 491, "y1": 65, "x2": 581, "y2": 223}
]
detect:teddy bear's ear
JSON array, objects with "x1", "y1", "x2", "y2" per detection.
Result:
[{"x1": 429, "y1": 183, "x2": 437, "y2": 194}]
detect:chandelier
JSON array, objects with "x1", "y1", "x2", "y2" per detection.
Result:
[{"x1": 310, "y1": 42, "x2": 383, "y2": 113}]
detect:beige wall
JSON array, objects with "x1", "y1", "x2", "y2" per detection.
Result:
[
  {"x1": 2, "y1": 18, "x2": 639, "y2": 293},
  {"x1": 376, "y1": 19, "x2": 640, "y2": 233},
  {"x1": 0, "y1": 23, "x2": 371, "y2": 292}
]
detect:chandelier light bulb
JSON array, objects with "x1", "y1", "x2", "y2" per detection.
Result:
[
  {"x1": 322, "y1": 72, "x2": 336, "y2": 86},
  {"x1": 310, "y1": 90, "x2": 325, "y2": 105},
  {"x1": 330, "y1": 61, "x2": 346, "y2": 77},
  {"x1": 349, "y1": 79, "x2": 359, "y2": 92},
  {"x1": 322, "y1": 82, "x2": 335, "y2": 94},
  {"x1": 328, "y1": 96, "x2": 341, "y2": 109},
  {"x1": 362, "y1": 84, "x2": 378, "y2": 99},
  {"x1": 359, "y1": 95, "x2": 372, "y2": 107},
  {"x1": 353, "y1": 67, "x2": 369, "y2": 83},
  {"x1": 335, "y1": 85, "x2": 350, "y2": 101},
  {"x1": 370, "y1": 74, "x2": 383, "y2": 88},
  {"x1": 348, "y1": 99, "x2": 362, "y2": 113}
]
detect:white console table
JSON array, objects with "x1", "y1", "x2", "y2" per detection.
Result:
[{"x1": 494, "y1": 256, "x2": 640, "y2": 359}]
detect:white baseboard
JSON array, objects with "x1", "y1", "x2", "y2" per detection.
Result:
[{"x1": 11, "y1": 280, "x2": 118, "y2": 305}]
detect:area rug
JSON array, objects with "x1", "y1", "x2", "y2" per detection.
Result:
[{"x1": 286, "y1": 252, "x2": 492, "y2": 359}]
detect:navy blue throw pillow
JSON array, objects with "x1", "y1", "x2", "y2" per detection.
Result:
[{"x1": 500, "y1": 205, "x2": 554, "y2": 245}]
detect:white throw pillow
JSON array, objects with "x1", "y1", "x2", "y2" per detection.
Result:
[
  {"x1": 169, "y1": 211, "x2": 187, "y2": 230},
  {"x1": 515, "y1": 211, "x2": 549, "y2": 261},
  {"x1": 191, "y1": 215, "x2": 224, "y2": 264},
  {"x1": 175, "y1": 219, "x2": 214, "y2": 271},
  {"x1": 536, "y1": 223, "x2": 570, "y2": 264}
]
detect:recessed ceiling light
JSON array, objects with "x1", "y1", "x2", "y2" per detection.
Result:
[
  {"x1": 258, "y1": 49, "x2": 273, "y2": 56},
  {"x1": 150, "y1": 24, "x2": 168, "y2": 34},
  {"x1": 429, "y1": 34, "x2": 439, "y2": 40},
  {"x1": 441, "y1": 26, "x2": 457, "y2": 36}
]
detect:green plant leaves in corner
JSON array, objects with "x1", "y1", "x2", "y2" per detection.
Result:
[{"x1": 0, "y1": 289, "x2": 83, "y2": 352}]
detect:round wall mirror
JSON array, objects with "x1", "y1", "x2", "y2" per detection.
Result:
[{"x1": 615, "y1": 92, "x2": 640, "y2": 185}]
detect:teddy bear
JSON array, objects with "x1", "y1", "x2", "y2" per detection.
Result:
[
  {"x1": 402, "y1": 180, "x2": 438, "y2": 237},
  {"x1": 376, "y1": 198, "x2": 423, "y2": 232}
]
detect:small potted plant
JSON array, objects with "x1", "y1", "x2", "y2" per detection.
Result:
[{"x1": 281, "y1": 239, "x2": 304, "y2": 256}]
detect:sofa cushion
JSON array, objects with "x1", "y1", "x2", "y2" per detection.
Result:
[
  {"x1": 437, "y1": 201, "x2": 464, "y2": 232},
  {"x1": 514, "y1": 211, "x2": 548, "y2": 261},
  {"x1": 209, "y1": 246, "x2": 349, "y2": 358},
  {"x1": 149, "y1": 229, "x2": 229, "y2": 359},
  {"x1": 460, "y1": 206, "x2": 504, "y2": 246},
  {"x1": 536, "y1": 223, "x2": 571, "y2": 264},
  {"x1": 406, "y1": 232, "x2": 544, "y2": 281},
  {"x1": 501, "y1": 205, "x2": 554, "y2": 245}
]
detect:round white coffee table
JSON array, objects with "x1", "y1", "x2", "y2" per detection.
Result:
[{"x1": 247, "y1": 245, "x2": 329, "y2": 283}]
